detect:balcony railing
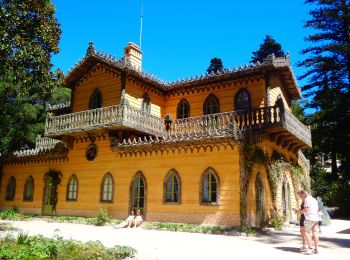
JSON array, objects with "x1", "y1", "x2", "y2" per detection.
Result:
[
  {"x1": 45, "y1": 101, "x2": 311, "y2": 149},
  {"x1": 167, "y1": 105, "x2": 311, "y2": 148},
  {"x1": 45, "y1": 103, "x2": 165, "y2": 136}
]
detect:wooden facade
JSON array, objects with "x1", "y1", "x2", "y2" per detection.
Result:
[{"x1": 0, "y1": 42, "x2": 312, "y2": 227}]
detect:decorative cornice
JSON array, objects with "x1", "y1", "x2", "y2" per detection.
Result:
[
  {"x1": 3, "y1": 136, "x2": 68, "y2": 162},
  {"x1": 63, "y1": 42, "x2": 300, "y2": 99}
]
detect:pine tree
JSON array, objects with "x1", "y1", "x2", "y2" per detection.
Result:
[
  {"x1": 251, "y1": 35, "x2": 285, "y2": 63},
  {"x1": 207, "y1": 58, "x2": 224, "y2": 74},
  {"x1": 0, "y1": 0, "x2": 62, "y2": 154},
  {"x1": 299, "y1": 0, "x2": 350, "y2": 181}
]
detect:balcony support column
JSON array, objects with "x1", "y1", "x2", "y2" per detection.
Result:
[{"x1": 264, "y1": 72, "x2": 271, "y2": 107}]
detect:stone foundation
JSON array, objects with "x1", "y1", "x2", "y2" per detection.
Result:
[{"x1": 146, "y1": 212, "x2": 240, "y2": 227}]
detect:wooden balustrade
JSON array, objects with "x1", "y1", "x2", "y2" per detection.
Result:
[
  {"x1": 45, "y1": 103, "x2": 165, "y2": 136},
  {"x1": 45, "y1": 102, "x2": 311, "y2": 149}
]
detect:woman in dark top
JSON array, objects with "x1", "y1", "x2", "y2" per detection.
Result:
[{"x1": 295, "y1": 192, "x2": 308, "y2": 251}]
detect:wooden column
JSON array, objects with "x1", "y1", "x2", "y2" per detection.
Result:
[{"x1": 264, "y1": 72, "x2": 271, "y2": 107}]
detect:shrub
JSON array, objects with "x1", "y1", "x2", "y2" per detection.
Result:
[
  {"x1": 0, "y1": 209, "x2": 21, "y2": 220},
  {"x1": 267, "y1": 209, "x2": 285, "y2": 231},
  {"x1": 92, "y1": 208, "x2": 111, "y2": 226},
  {"x1": 144, "y1": 222, "x2": 232, "y2": 234},
  {"x1": 0, "y1": 234, "x2": 136, "y2": 260}
]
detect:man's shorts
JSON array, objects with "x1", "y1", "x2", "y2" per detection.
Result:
[{"x1": 304, "y1": 220, "x2": 318, "y2": 232}]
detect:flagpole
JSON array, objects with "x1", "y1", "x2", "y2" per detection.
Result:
[{"x1": 139, "y1": 1, "x2": 143, "y2": 50}]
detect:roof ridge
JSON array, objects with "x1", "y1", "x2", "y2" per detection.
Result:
[{"x1": 64, "y1": 42, "x2": 291, "y2": 90}]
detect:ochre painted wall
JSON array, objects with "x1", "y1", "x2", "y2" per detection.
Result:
[
  {"x1": 0, "y1": 139, "x2": 241, "y2": 226},
  {"x1": 125, "y1": 79, "x2": 165, "y2": 118},
  {"x1": 164, "y1": 80, "x2": 267, "y2": 119},
  {"x1": 269, "y1": 75, "x2": 291, "y2": 110},
  {"x1": 72, "y1": 68, "x2": 122, "y2": 112}
]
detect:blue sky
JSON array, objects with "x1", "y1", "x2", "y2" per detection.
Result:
[{"x1": 52, "y1": 0, "x2": 313, "y2": 84}]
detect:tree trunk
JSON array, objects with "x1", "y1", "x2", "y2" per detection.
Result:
[{"x1": 331, "y1": 149, "x2": 338, "y2": 179}]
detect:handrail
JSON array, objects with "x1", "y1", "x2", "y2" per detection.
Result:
[{"x1": 45, "y1": 103, "x2": 165, "y2": 136}]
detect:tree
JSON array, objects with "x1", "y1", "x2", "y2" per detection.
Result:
[
  {"x1": 299, "y1": 0, "x2": 350, "y2": 182},
  {"x1": 0, "y1": 1, "x2": 62, "y2": 154},
  {"x1": 251, "y1": 35, "x2": 285, "y2": 63},
  {"x1": 207, "y1": 58, "x2": 224, "y2": 74}
]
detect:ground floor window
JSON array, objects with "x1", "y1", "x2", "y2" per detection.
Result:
[
  {"x1": 101, "y1": 173, "x2": 113, "y2": 202},
  {"x1": 67, "y1": 175, "x2": 78, "y2": 201},
  {"x1": 164, "y1": 170, "x2": 180, "y2": 203},
  {"x1": 23, "y1": 176, "x2": 34, "y2": 201},
  {"x1": 131, "y1": 172, "x2": 146, "y2": 211},
  {"x1": 201, "y1": 168, "x2": 219, "y2": 204},
  {"x1": 6, "y1": 176, "x2": 16, "y2": 201}
]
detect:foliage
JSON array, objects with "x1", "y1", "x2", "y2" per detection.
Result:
[
  {"x1": 240, "y1": 225, "x2": 257, "y2": 235},
  {"x1": 0, "y1": 209, "x2": 20, "y2": 220},
  {"x1": 91, "y1": 208, "x2": 111, "y2": 226},
  {"x1": 50, "y1": 87, "x2": 71, "y2": 105},
  {"x1": 267, "y1": 209, "x2": 285, "y2": 231},
  {"x1": 206, "y1": 57, "x2": 224, "y2": 74},
  {"x1": 250, "y1": 35, "x2": 285, "y2": 63},
  {"x1": 0, "y1": 234, "x2": 136, "y2": 260},
  {"x1": 291, "y1": 164, "x2": 309, "y2": 191},
  {"x1": 144, "y1": 222, "x2": 233, "y2": 234},
  {"x1": 268, "y1": 160, "x2": 287, "y2": 200},
  {"x1": 240, "y1": 145, "x2": 268, "y2": 229},
  {"x1": 243, "y1": 145, "x2": 268, "y2": 175},
  {"x1": 0, "y1": 1, "x2": 62, "y2": 155},
  {"x1": 299, "y1": 0, "x2": 350, "y2": 182}
]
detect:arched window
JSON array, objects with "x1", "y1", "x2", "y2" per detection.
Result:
[
  {"x1": 201, "y1": 168, "x2": 219, "y2": 204},
  {"x1": 6, "y1": 176, "x2": 16, "y2": 201},
  {"x1": 234, "y1": 88, "x2": 251, "y2": 111},
  {"x1": 89, "y1": 89, "x2": 102, "y2": 109},
  {"x1": 130, "y1": 172, "x2": 146, "y2": 211},
  {"x1": 23, "y1": 176, "x2": 34, "y2": 201},
  {"x1": 141, "y1": 93, "x2": 151, "y2": 113},
  {"x1": 164, "y1": 170, "x2": 181, "y2": 203},
  {"x1": 100, "y1": 173, "x2": 114, "y2": 202},
  {"x1": 177, "y1": 99, "x2": 190, "y2": 119},
  {"x1": 66, "y1": 175, "x2": 78, "y2": 201},
  {"x1": 203, "y1": 94, "x2": 220, "y2": 115}
]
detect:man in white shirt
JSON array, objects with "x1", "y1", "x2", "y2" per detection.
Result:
[{"x1": 298, "y1": 190, "x2": 319, "y2": 254}]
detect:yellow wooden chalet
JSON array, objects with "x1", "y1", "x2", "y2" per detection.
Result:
[{"x1": 0, "y1": 42, "x2": 312, "y2": 227}]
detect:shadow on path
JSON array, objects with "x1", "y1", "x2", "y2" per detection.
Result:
[{"x1": 275, "y1": 247, "x2": 300, "y2": 253}]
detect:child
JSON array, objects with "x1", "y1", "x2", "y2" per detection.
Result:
[
  {"x1": 114, "y1": 209, "x2": 135, "y2": 228},
  {"x1": 133, "y1": 209, "x2": 143, "y2": 228},
  {"x1": 318, "y1": 209, "x2": 323, "y2": 233}
]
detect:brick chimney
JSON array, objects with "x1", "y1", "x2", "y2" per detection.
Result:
[{"x1": 124, "y1": 42, "x2": 142, "y2": 70}]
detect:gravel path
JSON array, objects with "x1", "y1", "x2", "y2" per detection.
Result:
[{"x1": 1, "y1": 219, "x2": 349, "y2": 260}]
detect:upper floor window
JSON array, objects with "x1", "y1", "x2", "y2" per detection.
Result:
[
  {"x1": 23, "y1": 176, "x2": 34, "y2": 201},
  {"x1": 141, "y1": 93, "x2": 151, "y2": 113},
  {"x1": 6, "y1": 176, "x2": 16, "y2": 201},
  {"x1": 234, "y1": 88, "x2": 251, "y2": 111},
  {"x1": 177, "y1": 99, "x2": 190, "y2": 119},
  {"x1": 201, "y1": 168, "x2": 219, "y2": 205},
  {"x1": 203, "y1": 94, "x2": 220, "y2": 115},
  {"x1": 164, "y1": 169, "x2": 181, "y2": 203},
  {"x1": 89, "y1": 89, "x2": 102, "y2": 109},
  {"x1": 101, "y1": 173, "x2": 114, "y2": 203},
  {"x1": 67, "y1": 175, "x2": 78, "y2": 201}
]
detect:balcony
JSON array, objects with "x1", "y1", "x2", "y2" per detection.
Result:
[
  {"x1": 45, "y1": 101, "x2": 311, "y2": 151},
  {"x1": 45, "y1": 102, "x2": 165, "y2": 137},
  {"x1": 167, "y1": 104, "x2": 311, "y2": 150}
]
